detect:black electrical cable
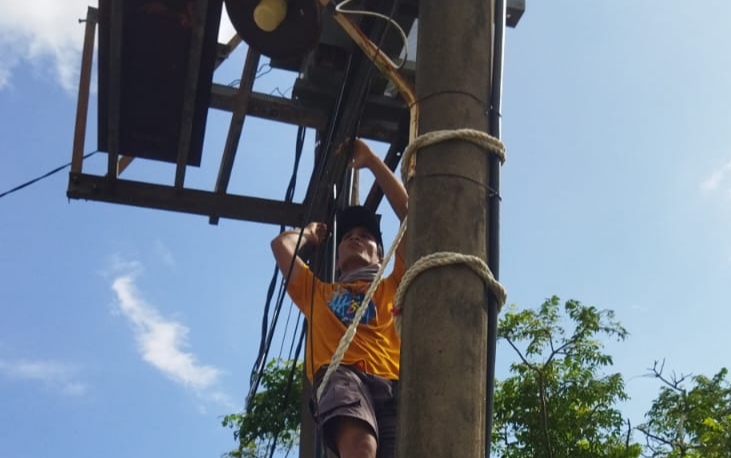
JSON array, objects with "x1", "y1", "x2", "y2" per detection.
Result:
[
  {"x1": 246, "y1": 57, "x2": 358, "y2": 443},
  {"x1": 307, "y1": 3, "x2": 405, "y2": 458},
  {"x1": 0, "y1": 151, "x2": 99, "y2": 200},
  {"x1": 246, "y1": 126, "x2": 307, "y2": 408},
  {"x1": 485, "y1": 1, "x2": 507, "y2": 457},
  {"x1": 253, "y1": 2, "x2": 406, "y2": 455},
  {"x1": 247, "y1": 274, "x2": 293, "y2": 405},
  {"x1": 304, "y1": 0, "x2": 405, "y2": 395},
  {"x1": 267, "y1": 325, "x2": 306, "y2": 458},
  {"x1": 283, "y1": 314, "x2": 303, "y2": 362},
  {"x1": 278, "y1": 301, "x2": 298, "y2": 359},
  {"x1": 304, "y1": 52, "x2": 355, "y2": 394}
]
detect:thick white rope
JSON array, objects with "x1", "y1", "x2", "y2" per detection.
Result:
[
  {"x1": 316, "y1": 128, "x2": 507, "y2": 400},
  {"x1": 401, "y1": 128, "x2": 506, "y2": 183},
  {"x1": 392, "y1": 252, "x2": 507, "y2": 335},
  {"x1": 395, "y1": 128, "x2": 508, "y2": 333}
]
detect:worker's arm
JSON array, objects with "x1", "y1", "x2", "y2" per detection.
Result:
[
  {"x1": 271, "y1": 222, "x2": 328, "y2": 279},
  {"x1": 351, "y1": 139, "x2": 407, "y2": 222},
  {"x1": 351, "y1": 139, "x2": 408, "y2": 259}
]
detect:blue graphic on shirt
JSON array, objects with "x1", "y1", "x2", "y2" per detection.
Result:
[{"x1": 328, "y1": 289, "x2": 376, "y2": 324}]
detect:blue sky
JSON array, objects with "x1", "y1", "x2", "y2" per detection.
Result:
[{"x1": 1, "y1": 1, "x2": 730, "y2": 457}]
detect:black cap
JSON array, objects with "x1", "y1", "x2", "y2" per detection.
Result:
[{"x1": 336, "y1": 206, "x2": 383, "y2": 252}]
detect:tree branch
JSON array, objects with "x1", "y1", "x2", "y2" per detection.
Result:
[
  {"x1": 646, "y1": 359, "x2": 690, "y2": 392},
  {"x1": 637, "y1": 426, "x2": 674, "y2": 447},
  {"x1": 537, "y1": 371, "x2": 554, "y2": 458},
  {"x1": 505, "y1": 337, "x2": 536, "y2": 370},
  {"x1": 545, "y1": 334, "x2": 579, "y2": 367}
]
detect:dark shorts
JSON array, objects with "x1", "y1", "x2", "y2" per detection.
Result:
[{"x1": 312, "y1": 365, "x2": 398, "y2": 458}]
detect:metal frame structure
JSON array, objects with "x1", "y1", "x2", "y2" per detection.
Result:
[{"x1": 67, "y1": 0, "x2": 524, "y2": 229}]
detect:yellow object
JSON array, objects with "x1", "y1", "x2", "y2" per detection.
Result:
[{"x1": 253, "y1": 0, "x2": 287, "y2": 32}]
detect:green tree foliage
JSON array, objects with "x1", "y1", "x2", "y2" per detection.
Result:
[
  {"x1": 638, "y1": 362, "x2": 731, "y2": 458},
  {"x1": 222, "y1": 359, "x2": 303, "y2": 458},
  {"x1": 222, "y1": 299, "x2": 731, "y2": 458},
  {"x1": 492, "y1": 296, "x2": 642, "y2": 458}
]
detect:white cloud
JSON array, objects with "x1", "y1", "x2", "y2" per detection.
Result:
[
  {"x1": 0, "y1": 0, "x2": 89, "y2": 92},
  {"x1": 0, "y1": 1, "x2": 239, "y2": 92},
  {"x1": 111, "y1": 272, "x2": 221, "y2": 391},
  {"x1": 701, "y1": 159, "x2": 731, "y2": 194},
  {"x1": 0, "y1": 359, "x2": 88, "y2": 396}
]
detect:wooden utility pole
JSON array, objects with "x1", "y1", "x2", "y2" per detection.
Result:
[{"x1": 398, "y1": 1, "x2": 495, "y2": 457}]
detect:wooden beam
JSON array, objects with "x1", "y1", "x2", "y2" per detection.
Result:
[
  {"x1": 67, "y1": 173, "x2": 306, "y2": 226},
  {"x1": 210, "y1": 48, "x2": 262, "y2": 224},
  {"x1": 213, "y1": 49, "x2": 261, "y2": 197},
  {"x1": 363, "y1": 137, "x2": 407, "y2": 210},
  {"x1": 209, "y1": 85, "x2": 402, "y2": 143},
  {"x1": 71, "y1": 7, "x2": 97, "y2": 175}
]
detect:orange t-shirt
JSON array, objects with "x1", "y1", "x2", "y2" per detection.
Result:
[{"x1": 287, "y1": 256, "x2": 405, "y2": 381}]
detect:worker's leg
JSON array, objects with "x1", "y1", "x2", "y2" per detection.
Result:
[
  {"x1": 314, "y1": 366, "x2": 379, "y2": 458},
  {"x1": 331, "y1": 417, "x2": 377, "y2": 458},
  {"x1": 366, "y1": 376, "x2": 398, "y2": 458}
]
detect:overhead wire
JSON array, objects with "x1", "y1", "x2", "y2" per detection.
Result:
[
  {"x1": 277, "y1": 300, "x2": 299, "y2": 360},
  {"x1": 269, "y1": 86, "x2": 293, "y2": 98},
  {"x1": 280, "y1": 311, "x2": 302, "y2": 362},
  {"x1": 485, "y1": 1, "x2": 507, "y2": 457},
  {"x1": 0, "y1": 150, "x2": 99, "y2": 200},
  {"x1": 229, "y1": 62, "x2": 274, "y2": 87},
  {"x1": 240, "y1": 126, "x2": 313, "y2": 458},
  {"x1": 267, "y1": 326, "x2": 306, "y2": 458},
  {"x1": 245, "y1": 125, "x2": 307, "y2": 408}
]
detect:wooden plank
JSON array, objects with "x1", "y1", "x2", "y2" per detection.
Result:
[
  {"x1": 210, "y1": 47, "x2": 262, "y2": 224},
  {"x1": 214, "y1": 49, "x2": 261, "y2": 195},
  {"x1": 209, "y1": 85, "x2": 401, "y2": 143},
  {"x1": 71, "y1": 7, "x2": 97, "y2": 175},
  {"x1": 68, "y1": 173, "x2": 306, "y2": 226}
]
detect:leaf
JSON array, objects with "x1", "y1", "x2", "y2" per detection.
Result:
[{"x1": 221, "y1": 359, "x2": 304, "y2": 458}]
